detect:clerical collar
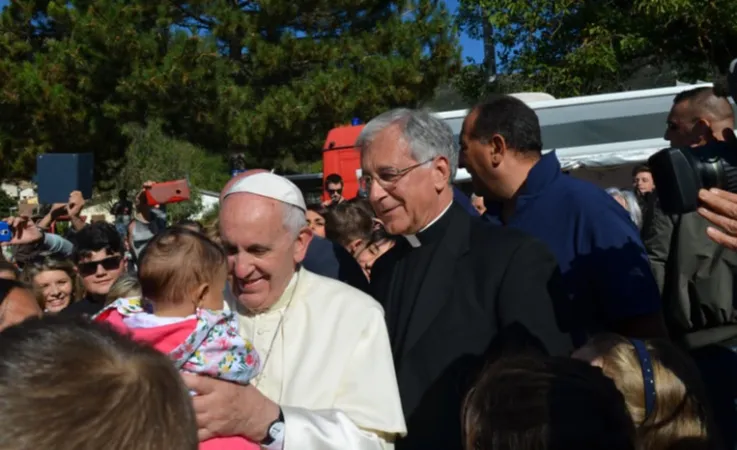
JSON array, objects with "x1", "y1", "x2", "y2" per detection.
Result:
[{"x1": 403, "y1": 201, "x2": 453, "y2": 248}]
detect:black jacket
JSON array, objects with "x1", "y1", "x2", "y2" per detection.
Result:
[{"x1": 370, "y1": 203, "x2": 572, "y2": 450}]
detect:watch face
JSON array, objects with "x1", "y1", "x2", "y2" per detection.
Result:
[{"x1": 269, "y1": 421, "x2": 285, "y2": 439}]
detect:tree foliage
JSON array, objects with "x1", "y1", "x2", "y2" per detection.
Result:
[
  {"x1": 115, "y1": 120, "x2": 229, "y2": 223},
  {"x1": 0, "y1": 0, "x2": 459, "y2": 181},
  {"x1": 0, "y1": 189, "x2": 16, "y2": 218},
  {"x1": 455, "y1": 0, "x2": 737, "y2": 99}
]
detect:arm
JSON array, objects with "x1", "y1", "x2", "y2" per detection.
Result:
[
  {"x1": 67, "y1": 191, "x2": 87, "y2": 232},
  {"x1": 280, "y1": 408, "x2": 397, "y2": 450},
  {"x1": 185, "y1": 307, "x2": 405, "y2": 450},
  {"x1": 280, "y1": 308, "x2": 405, "y2": 450},
  {"x1": 37, "y1": 204, "x2": 64, "y2": 231},
  {"x1": 496, "y1": 239, "x2": 573, "y2": 357},
  {"x1": 590, "y1": 206, "x2": 669, "y2": 339},
  {"x1": 641, "y1": 200, "x2": 674, "y2": 293},
  {"x1": 42, "y1": 233, "x2": 74, "y2": 258}
]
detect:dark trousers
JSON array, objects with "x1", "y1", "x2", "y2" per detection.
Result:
[{"x1": 691, "y1": 345, "x2": 737, "y2": 450}]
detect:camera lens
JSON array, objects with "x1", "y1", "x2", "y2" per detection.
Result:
[{"x1": 691, "y1": 142, "x2": 737, "y2": 193}]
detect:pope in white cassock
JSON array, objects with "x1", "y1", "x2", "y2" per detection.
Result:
[{"x1": 183, "y1": 170, "x2": 406, "y2": 450}]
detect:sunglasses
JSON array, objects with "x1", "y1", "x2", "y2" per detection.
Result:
[
  {"x1": 78, "y1": 255, "x2": 122, "y2": 277},
  {"x1": 327, "y1": 188, "x2": 343, "y2": 195}
]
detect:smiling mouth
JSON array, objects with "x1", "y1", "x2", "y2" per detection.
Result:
[{"x1": 238, "y1": 277, "x2": 265, "y2": 291}]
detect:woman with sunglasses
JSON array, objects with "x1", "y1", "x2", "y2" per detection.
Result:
[{"x1": 22, "y1": 255, "x2": 84, "y2": 314}]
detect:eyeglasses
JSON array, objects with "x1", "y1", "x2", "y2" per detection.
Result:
[
  {"x1": 359, "y1": 158, "x2": 435, "y2": 192},
  {"x1": 77, "y1": 255, "x2": 122, "y2": 277}
]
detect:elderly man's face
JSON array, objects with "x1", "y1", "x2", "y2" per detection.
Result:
[
  {"x1": 220, "y1": 193, "x2": 311, "y2": 312},
  {"x1": 361, "y1": 125, "x2": 448, "y2": 235}
]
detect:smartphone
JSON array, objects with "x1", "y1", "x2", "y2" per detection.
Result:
[
  {"x1": 145, "y1": 180, "x2": 191, "y2": 206},
  {"x1": 0, "y1": 222, "x2": 12, "y2": 243}
]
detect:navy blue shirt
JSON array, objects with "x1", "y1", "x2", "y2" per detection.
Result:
[
  {"x1": 453, "y1": 186, "x2": 480, "y2": 217},
  {"x1": 485, "y1": 151, "x2": 661, "y2": 343},
  {"x1": 302, "y1": 235, "x2": 370, "y2": 294}
]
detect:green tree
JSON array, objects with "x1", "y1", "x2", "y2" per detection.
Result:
[
  {"x1": 117, "y1": 120, "x2": 230, "y2": 223},
  {"x1": 0, "y1": 0, "x2": 459, "y2": 181},
  {"x1": 455, "y1": 0, "x2": 737, "y2": 99},
  {"x1": 0, "y1": 190, "x2": 16, "y2": 218}
]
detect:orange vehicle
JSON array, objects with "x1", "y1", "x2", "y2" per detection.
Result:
[{"x1": 321, "y1": 124, "x2": 365, "y2": 202}]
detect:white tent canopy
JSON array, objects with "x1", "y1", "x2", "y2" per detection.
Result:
[
  {"x1": 440, "y1": 83, "x2": 722, "y2": 182},
  {"x1": 289, "y1": 82, "x2": 735, "y2": 188}
]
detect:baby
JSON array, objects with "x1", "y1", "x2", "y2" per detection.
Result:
[{"x1": 95, "y1": 227, "x2": 259, "y2": 450}]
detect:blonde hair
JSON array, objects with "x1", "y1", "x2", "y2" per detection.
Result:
[
  {"x1": 138, "y1": 227, "x2": 226, "y2": 305},
  {"x1": 22, "y1": 256, "x2": 84, "y2": 310},
  {"x1": 205, "y1": 218, "x2": 221, "y2": 245},
  {"x1": 581, "y1": 334, "x2": 715, "y2": 450},
  {"x1": 105, "y1": 274, "x2": 142, "y2": 306}
]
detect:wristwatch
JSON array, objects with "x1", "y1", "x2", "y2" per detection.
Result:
[{"x1": 261, "y1": 408, "x2": 285, "y2": 446}]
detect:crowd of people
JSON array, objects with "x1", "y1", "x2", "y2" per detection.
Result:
[{"x1": 1, "y1": 85, "x2": 737, "y2": 450}]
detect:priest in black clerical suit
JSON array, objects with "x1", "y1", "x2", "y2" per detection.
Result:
[{"x1": 358, "y1": 108, "x2": 572, "y2": 450}]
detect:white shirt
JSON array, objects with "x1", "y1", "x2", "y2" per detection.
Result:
[{"x1": 228, "y1": 268, "x2": 406, "y2": 450}]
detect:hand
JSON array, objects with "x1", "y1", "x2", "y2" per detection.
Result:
[
  {"x1": 697, "y1": 188, "x2": 737, "y2": 250},
  {"x1": 182, "y1": 374, "x2": 280, "y2": 443},
  {"x1": 136, "y1": 181, "x2": 156, "y2": 208},
  {"x1": 49, "y1": 203, "x2": 68, "y2": 219},
  {"x1": 67, "y1": 191, "x2": 85, "y2": 217},
  {"x1": 1, "y1": 216, "x2": 43, "y2": 246}
]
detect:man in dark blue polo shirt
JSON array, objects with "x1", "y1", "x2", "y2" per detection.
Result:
[{"x1": 460, "y1": 95, "x2": 667, "y2": 344}]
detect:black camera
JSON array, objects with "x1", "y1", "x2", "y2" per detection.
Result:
[
  {"x1": 649, "y1": 143, "x2": 737, "y2": 215},
  {"x1": 648, "y1": 58, "x2": 737, "y2": 215}
]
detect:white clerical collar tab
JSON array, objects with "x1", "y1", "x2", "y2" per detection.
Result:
[{"x1": 404, "y1": 234, "x2": 421, "y2": 248}]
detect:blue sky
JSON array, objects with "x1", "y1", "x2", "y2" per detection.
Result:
[
  {"x1": 0, "y1": 0, "x2": 482, "y2": 60},
  {"x1": 445, "y1": 0, "x2": 484, "y2": 62}
]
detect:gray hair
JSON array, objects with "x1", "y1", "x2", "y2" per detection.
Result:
[
  {"x1": 283, "y1": 203, "x2": 308, "y2": 237},
  {"x1": 357, "y1": 108, "x2": 458, "y2": 182},
  {"x1": 606, "y1": 188, "x2": 643, "y2": 229}
]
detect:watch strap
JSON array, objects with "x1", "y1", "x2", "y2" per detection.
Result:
[{"x1": 260, "y1": 408, "x2": 285, "y2": 445}]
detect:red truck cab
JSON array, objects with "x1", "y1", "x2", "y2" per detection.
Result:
[{"x1": 321, "y1": 124, "x2": 365, "y2": 202}]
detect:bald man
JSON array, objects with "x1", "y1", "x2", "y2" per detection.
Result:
[
  {"x1": 644, "y1": 85, "x2": 737, "y2": 450},
  {"x1": 665, "y1": 86, "x2": 735, "y2": 146},
  {"x1": 222, "y1": 170, "x2": 370, "y2": 293},
  {"x1": 0, "y1": 280, "x2": 41, "y2": 331}
]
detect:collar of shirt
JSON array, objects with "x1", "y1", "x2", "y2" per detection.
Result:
[
  {"x1": 403, "y1": 200, "x2": 453, "y2": 248},
  {"x1": 485, "y1": 150, "x2": 561, "y2": 224}
]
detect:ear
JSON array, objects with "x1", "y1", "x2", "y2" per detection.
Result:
[
  {"x1": 432, "y1": 156, "x2": 452, "y2": 191},
  {"x1": 489, "y1": 134, "x2": 507, "y2": 166},
  {"x1": 194, "y1": 283, "x2": 209, "y2": 309},
  {"x1": 693, "y1": 119, "x2": 714, "y2": 144},
  {"x1": 293, "y1": 226, "x2": 313, "y2": 264},
  {"x1": 346, "y1": 239, "x2": 364, "y2": 255}
]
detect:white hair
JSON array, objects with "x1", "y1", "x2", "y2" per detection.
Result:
[
  {"x1": 283, "y1": 203, "x2": 308, "y2": 236},
  {"x1": 606, "y1": 188, "x2": 643, "y2": 229},
  {"x1": 356, "y1": 108, "x2": 458, "y2": 182}
]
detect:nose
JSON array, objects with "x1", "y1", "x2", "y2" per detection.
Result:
[
  {"x1": 368, "y1": 180, "x2": 388, "y2": 205},
  {"x1": 232, "y1": 252, "x2": 254, "y2": 279},
  {"x1": 49, "y1": 285, "x2": 61, "y2": 297},
  {"x1": 95, "y1": 262, "x2": 106, "y2": 276}
]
